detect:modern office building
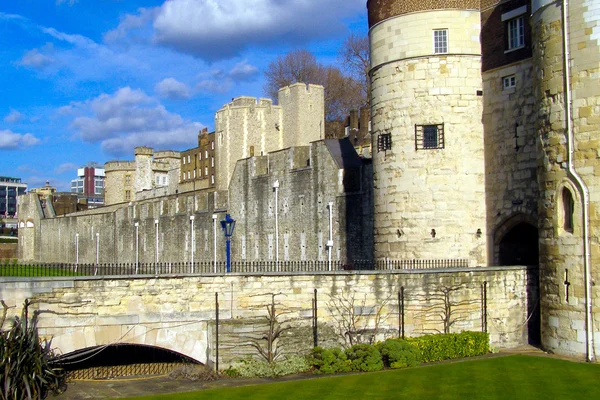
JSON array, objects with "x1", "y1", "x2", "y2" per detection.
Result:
[
  {"x1": 0, "y1": 176, "x2": 27, "y2": 217},
  {"x1": 70, "y1": 163, "x2": 105, "y2": 208}
]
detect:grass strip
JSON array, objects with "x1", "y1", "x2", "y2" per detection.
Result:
[{"x1": 122, "y1": 355, "x2": 600, "y2": 400}]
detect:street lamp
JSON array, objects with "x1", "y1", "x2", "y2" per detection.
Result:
[{"x1": 220, "y1": 213, "x2": 236, "y2": 273}]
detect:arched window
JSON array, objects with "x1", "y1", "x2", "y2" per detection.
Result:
[{"x1": 562, "y1": 187, "x2": 574, "y2": 233}]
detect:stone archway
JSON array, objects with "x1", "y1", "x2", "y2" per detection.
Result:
[{"x1": 493, "y1": 213, "x2": 540, "y2": 345}]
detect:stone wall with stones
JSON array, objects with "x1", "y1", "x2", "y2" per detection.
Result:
[
  {"x1": 482, "y1": 60, "x2": 539, "y2": 263},
  {"x1": 370, "y1": 9, "x2": 487, "y2": 264},
  {"x1": 0, "y1": 267, "x2": 536, "y2": 368},
  {"x1": 532, "y1": 0, "x2": 600, "y2": 359}
]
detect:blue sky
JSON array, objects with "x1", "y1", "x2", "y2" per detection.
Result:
[{"x1": 0, "y1": 0, "x2": 367, "y2": 191}]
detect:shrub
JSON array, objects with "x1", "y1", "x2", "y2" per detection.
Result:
[
  {"x1": 310, "y1": 347, "x2": 352, "y2": 374},
  {"x1": 169, "y1": 364, "x2": 221, "y2": 381},
  {"x1": 345, "y1": 344, "x2": 383, "y2": 372},
  {"x1": 229, "y1": 355, "x2": 310, "y2": 378},
  {"x1": 377, "y1": 339, "x2": 421, "y2": 369},
  {"x1": 408, "y1": 331, "x2": 489, "y2": 363},
  {"x1": 0, "y1": 302, "x2": 67, "y2": 399}
]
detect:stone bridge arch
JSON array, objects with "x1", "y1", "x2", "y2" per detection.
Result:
[{"x1": 46, "y1": 321, "x2": 210, "y2": 366}]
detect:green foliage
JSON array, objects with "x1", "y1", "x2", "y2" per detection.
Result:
[
  {"x1": 376, "y1": 339, "x2": 421, "y2": 369},
  {"x1": 408, "y1": 331, "x2": 490, "y2": 363},
  {"x1": 309, "y1": 347, "x2": 352, "y2": 374},
  {"x1": 0, "y1": 301, "x2": 67, "y2": 400},
  {"x1": 229, "y1": 356, "x2": 310, "y2": 378},
  {"x1": 344, "y1": 344, "x2": 383, "y2": 372}
]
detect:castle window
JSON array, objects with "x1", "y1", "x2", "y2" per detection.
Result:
[
  {"x1": 562, "y1": 187, "x2": 574, "y2": 233},
  {"x1": 125, "y1": 190, "x2": 131, "y2": 201},
  {"x1": 502, "y1": 6, "x2": 527, "y2": 52},
  {"x1": 503, "y1": 75, "x2": 516, "y2": 90},
  {"x1": 415, "y1": 124, "x2": 445, "y2": 150},
  {"x1": 507, "y1": 17, "x2": 524, "y2": 50},
  {"x1": 377, "y1": 133, "x2": 392, "y2": 152},
  {"x1": 433, "y1": 29, "x2": 448, "y2": 54},
  {"x1": 125, "y1": 175, "x2": 131, "y2": 185}
]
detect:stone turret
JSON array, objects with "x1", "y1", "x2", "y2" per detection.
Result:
[{"x1": 367, "y1": 0, "x2": 487, "y2": 265}]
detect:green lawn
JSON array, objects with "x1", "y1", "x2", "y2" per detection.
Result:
[
  {"x1": 124, "y1": 355, "x2": 600, "y2": 400},
  {"x1": 0, "y1": 264, "x2": 80, "y2": 277}
]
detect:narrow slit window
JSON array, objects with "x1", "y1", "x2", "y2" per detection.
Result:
[{"x1": 562, "y1": 187, "x2": 574, "y2": 233}]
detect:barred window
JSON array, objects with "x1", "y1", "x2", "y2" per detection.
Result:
[
  {"x1": 377, "y1": 133, "x2": 392, "y2": 152},
  {"x1": 415, "y1": 124, "x2": 445, "y2": 150},
  {"x1": 433, "y1": 29, "x2": 448, "y2": 54}
]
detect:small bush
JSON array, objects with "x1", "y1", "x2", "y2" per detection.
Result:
[
  {"x1": 310, "y1": 347, "x2": 352, "y2": 374},
  {"x1": 408, "y1": 332, "x2": 489, "y2": 363},
  {"x1": 229, "y1": 356, "x2": 310, "y2": 378},
  {"x1": 345, "y1": 344, "x2": 383, "y2": 372},
  {"x1": 169, "y1": 364, "x2": 220, "y2": 381},
  {"x1": 377, "y1": 339, "x2": 421, "y2": 369}
]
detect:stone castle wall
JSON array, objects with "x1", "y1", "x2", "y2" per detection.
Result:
[
  {"x1": 370, "y1": 9, "x2": 487, "y2": 264},
  {"x1": 1, "y1": 267, "x2": 536, "y2": 367},
  {"x1": 532, "y1": 0, "x2": 600, "y2": 359},
  {"x1": 18, "y1": 140, "x2": 371, "y2": 265}
]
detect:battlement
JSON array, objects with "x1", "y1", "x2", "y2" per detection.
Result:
[
  {"x1": 221, "y1": 96, "x2": 275, "y2": 110},
  {"x1": 104, "y1": 161, "x2": 135, "y2": 172},
  {"x1": 278, "y1": 82, "x2": 324, "y2": 97},
  {"x1": 154, "y1": 150, "x2": 180, "y2": 160},
  {"x1": 134, "y1": 146, "x2": 154, "y2": 156}
]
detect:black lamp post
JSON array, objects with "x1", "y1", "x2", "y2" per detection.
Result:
[{"x1": 220, "y1": 213, "x2": 236, "y2": 273}]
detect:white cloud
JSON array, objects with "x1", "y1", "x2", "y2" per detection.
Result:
[
  {"x1": 66, "y1": 87, "x2": 203, "y2": 156},
  {"x1": 4, "y1": 109, "x2": 24, "y2": 124},
  {"x1": 19, "y1": 46, "x2": 55, "y2": 69},
  {"x1": 229, "y1": 60, "x2": 259, "y2": 81},
  {"x1": 0, "y1": 130, "x2": 41, "y2": 150},
  {"x1": 54, "y1": 163, "x2": 79, "y2": 174},
  {"x1": 109, "y1": 0, "x2": 365, "y2": 60},
  {"x1": 155, "y1": 78, "x2": 190, "y2": 99},
  {"x1": 56, "y1": 0, "x2": 79, "y2": 6}
]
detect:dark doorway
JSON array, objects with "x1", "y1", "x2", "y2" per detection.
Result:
[
  {"x1": 498, "y1": 221, "x2": 540, "y2": 346},
  {"x1": 499, "y1": 222, "x2": 539, "y2": 265}
]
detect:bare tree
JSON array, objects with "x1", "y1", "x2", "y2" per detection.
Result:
[
  {"x1": 263, "y1": 50, "x2": 322, "y2": 101},
  {"x1": 409, "y1": 285, "x2": 480, "y2": 334},
  {"x1": 244, "y1": 293, "x2": 294, "y2": 363},
  {"x1": 327, "y1": 292, "x2": 390, "y2": 348},
  {"x1": 263, "y1": 38, "x2": 368, "y2": 137},
  {"x1": 338, "y1": 33, "x2": 370, "y2": 106}
]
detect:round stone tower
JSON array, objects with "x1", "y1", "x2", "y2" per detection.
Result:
[
  {"x1": 367, "y1": 0, "x2": 487, "y2": 265},
  {"x1": 531, "y1": 0, "x2": 599, "y2": 360}
]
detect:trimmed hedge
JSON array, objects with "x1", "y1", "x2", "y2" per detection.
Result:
[{"x1": 408, "y1": 332, "x2": 490, "y2": 363}]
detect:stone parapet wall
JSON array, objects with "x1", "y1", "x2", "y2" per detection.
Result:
[{"x1": 0, "y1": 267, "x2": 536, "y2": 367}]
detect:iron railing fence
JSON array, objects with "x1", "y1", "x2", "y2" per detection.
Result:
[{"x1": 0, "y1": 258, "x2": 470, "y2": 277}]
